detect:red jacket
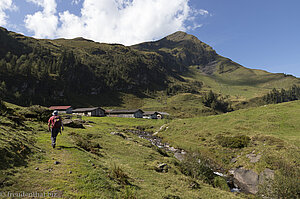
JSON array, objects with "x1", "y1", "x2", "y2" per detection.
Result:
[{"x1": 48, "y1": 115, "x2": 63, "y2": 129}]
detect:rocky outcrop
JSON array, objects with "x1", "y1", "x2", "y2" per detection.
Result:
[
  {"x1": 230, "y1": 167, "x2": 274, "y2": 194},
  {"x1": 62, "y1": 119, "x2": 84, "y2": 128},
  {"x1": 231, "y1": 168, "x2": 259, "y2": 194},
  {"x1": 246, "y1": 153, "x2": 262, "y2": 163},
  {"x1": 155, "y1": 163, "x2": 169, "y2": 173}
]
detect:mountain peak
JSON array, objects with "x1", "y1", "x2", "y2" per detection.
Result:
[
  {"x1": 165, "y1": 31, "x2": 199, "y2": 42},
  {"x1": 72, "y1": 37, "x2": 94, "y2": 42}
]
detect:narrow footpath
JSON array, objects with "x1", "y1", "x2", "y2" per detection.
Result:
[{"x1": 3, "y1": 126, "x2": 110, "y2": 199}]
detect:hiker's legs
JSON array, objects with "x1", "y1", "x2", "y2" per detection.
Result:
[{"x1": 51, "y1": 128, "x2": 59, "y2": 147}]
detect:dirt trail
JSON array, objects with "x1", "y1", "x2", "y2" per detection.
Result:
[{"x1": 3, "y1": 129, "x2": 89, "y2": 198}]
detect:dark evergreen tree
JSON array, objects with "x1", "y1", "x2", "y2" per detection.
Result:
[
  {"x1": 264, "y1": 85, "x2": 300, "y2": 104},
  {"x1": 202, "y1": 90, "x2": 231, "y2": 113}
]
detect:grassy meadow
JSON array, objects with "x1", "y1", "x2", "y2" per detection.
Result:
[
  {"x1": 1, "y1": 100, "x2": 300, "y2": 198},
  {"x1": 0, "y1": 104, "x2": 245, "y2": 198},
  {"x1": 158, "y1": 100, "x2": 300, "y2": 173}
]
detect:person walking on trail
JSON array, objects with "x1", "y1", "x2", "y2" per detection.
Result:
[{"x1": 48, "y1": 110, "x2": 64, "y2": 148}]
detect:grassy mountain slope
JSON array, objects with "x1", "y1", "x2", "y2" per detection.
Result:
[
  {"x1": 133, "y1": 31, "x2": 300, "y2": 101},
  {"x1": 0, "y1": 101, "x2": 51, "y2": 170},
  {"x1": 0, "y1": 27, "x2": 170, "y2": 106},
  {"x1": 1, "y1": 27, "x2": 300, "y2": 117},
  {"x1": 157, "y1": 100, "x2": 300, "y2": 195}
]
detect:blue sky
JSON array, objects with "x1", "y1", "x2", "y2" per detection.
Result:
[
  {"x1": 188, "y1": 0, "x2": 300, "y2": 77},
  {"x1": 1, "y1": 0, "x2": 300, "y2": 77}
]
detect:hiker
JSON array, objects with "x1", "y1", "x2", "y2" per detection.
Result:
[{"x1": 48, "y1": 110, "x2": 64, "y2": 148}]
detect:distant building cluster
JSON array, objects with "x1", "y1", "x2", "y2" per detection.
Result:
[{"x1": 49, "y1": 106, "x2": 169, "y2": 119}]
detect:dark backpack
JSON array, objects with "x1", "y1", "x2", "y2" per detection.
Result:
[{"x1": 52, "y1": 116, "x2": 61, "y2": 129}]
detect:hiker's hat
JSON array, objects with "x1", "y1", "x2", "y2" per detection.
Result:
[{"x1": 52, "y1": 110, "x2": 58, "y2": 116}]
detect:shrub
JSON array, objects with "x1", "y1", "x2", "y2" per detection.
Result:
[
  {"x1": 109, "y1": 163, "x2": 130, "y2": 186},
  {"x1": 71, "y1": 134, "x2": 102, "y2": 155},
  {"x1": 213, "y1": 176, "x2": 230, "y2": 191},
  {"x1": 202, "y1": 90, "x2": 232, "y2": 113},
  {"x1": 216, "y1": 135, "x2": 250, "y2": 148},
  {"x1": 179, "y1": 153, "x2": 215, "y2": 184},
  {"x1": 166, "y1": 81, "x2": 202, "y2": 96},
  {"x1": 258, "y1": 166, "x2": 300, "y2": 198},
  {"x1": 258, "y1": 153, "x2": 300, "y2": 198}
]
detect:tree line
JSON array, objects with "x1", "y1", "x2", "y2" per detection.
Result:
[
  {"x1": 263, "y1": 85, "x2": 300, "y2": 104},
  {"x1": 0, "y1": 41, "x2": 169, "y2": 106}
]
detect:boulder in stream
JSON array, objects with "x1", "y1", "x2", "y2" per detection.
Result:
[
  {"x1": 231, "y1": 167, "x2": 259, "y2": 194},
  {"x1": 230, "y1": 167, "x2": 274, "y2": 194}
]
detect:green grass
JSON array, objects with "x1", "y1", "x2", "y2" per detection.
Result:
[
  {"x1": 158, "y1": 100, "x2": 300, "y2": 173},
  {"x1": 0, "y1": 106, "x2": 244, "y2": 198},
  {"x1": 66, "y1": 117, "x2": 244, "y2": 198},
  {"x1": 2, "y1": 100, "x2": 299, "y2": 198},
  {"x1": 183, "y1": 55, "x2": 300, "y2": 100},
  {"x1": 140, "y1": 92, "x2": 212, "y2": 118}
]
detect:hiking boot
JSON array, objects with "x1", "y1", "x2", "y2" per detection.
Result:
[{"x1": 52, "y1": 144, "x2": 56, "y2": 149}]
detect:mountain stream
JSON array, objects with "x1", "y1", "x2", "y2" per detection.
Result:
[{"x1": 126, "y1": 129, "x2": 240, "y2": 192}]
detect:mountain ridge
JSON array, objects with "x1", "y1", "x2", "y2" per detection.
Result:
[{"x1": 0, "y1": 26, "x2": 299, "y2": 115}]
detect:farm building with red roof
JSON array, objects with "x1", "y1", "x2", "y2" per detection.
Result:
[{"x1": 49, "y1": 106, "x2": 72, "y2": 114}]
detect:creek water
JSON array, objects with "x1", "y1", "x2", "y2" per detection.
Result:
[{"x1": 126, "y1": 129, "x2": 240, "y2": 192}]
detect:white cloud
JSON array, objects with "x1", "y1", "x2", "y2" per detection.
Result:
[
  {"x1": 58, "y1": 11, "x2": 85, "y2": 38},
  {"x1": 197, "y1": 9, "x2": 209, "y2": 16},
  {"x1": 26, "y1": 0, "x2": 56, "y2": 14},
  {"x1": 187, "y1": 23, "x2": 203, "y2": 31},
  {"x1": 0, "y1": 0, "x2": 17, "y2": 26},
  {"x1": 24, "y1": 0, "x2": 58, "y2": 38},
  {"x1": 24, "y1": 0, "x2": 209, "y2": 45}
]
